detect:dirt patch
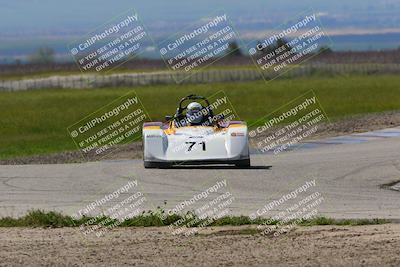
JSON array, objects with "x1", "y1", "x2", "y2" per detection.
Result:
[
  {"x1": 1, "y1": 110, "x2": 400, "y2": 165},
  {"x1": 1, "y1": 224, "x2": 399, "y2": 266},
  {"x1": 313, "y1": 110, "x2": 400, "y2": 138}
]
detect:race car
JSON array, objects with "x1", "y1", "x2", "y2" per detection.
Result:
[{"x1": 142, "y1": 94, "x2": 250, "y2": 168}]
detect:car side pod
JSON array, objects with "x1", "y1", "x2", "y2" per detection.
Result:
[{"x1": 142, "y1": 122, "x2": 165, "y2": 168}]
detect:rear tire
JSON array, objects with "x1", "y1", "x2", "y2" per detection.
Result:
[{"x1": 235, "y1": 158, "x2": 251, "y2": 168}]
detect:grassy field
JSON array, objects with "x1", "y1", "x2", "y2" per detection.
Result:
[{"x1": 0, "y1": 74, "x2": 400, "y2": 159}]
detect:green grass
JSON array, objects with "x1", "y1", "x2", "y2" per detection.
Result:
[
  {"x1": 0, "y1": 210, "x2": 389, "y2": 228},
  {"x1": 0, "y1": 74, "x2": 400, "y2": 159}
]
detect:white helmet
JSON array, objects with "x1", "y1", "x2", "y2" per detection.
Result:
[{"x1": 186, "y1": 102, "x2": 203, "y2": 125}]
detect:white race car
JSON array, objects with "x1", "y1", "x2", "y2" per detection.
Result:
[{"x1": 142, "y1": 94, "x2": 250, "y2": 168}]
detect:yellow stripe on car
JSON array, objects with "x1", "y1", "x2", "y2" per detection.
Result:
[{"x1": 143, "y1": 126, "x2": 161, "y2": 129}]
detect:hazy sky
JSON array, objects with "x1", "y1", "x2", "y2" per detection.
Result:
[
  {"x1": 0, "y1": 0, "x2": 399, "y2": 57},
  {"x1": 0, "y1": 0, "x2": 399, "y2": 35}
]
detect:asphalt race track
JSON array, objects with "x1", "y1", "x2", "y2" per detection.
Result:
[{"x1": 1, "y1": 127, "x2": 399, "y2": 220}]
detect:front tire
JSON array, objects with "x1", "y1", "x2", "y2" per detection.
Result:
[
  {"x1": 144, "y1": 161, "x2": 172, "y2": 169},
  {"x1": 234, "y1": 158, "x2": 251, "y2": 168},
  {"x1": 144, "y1": 161, "x2": 157, "y2": 168}
]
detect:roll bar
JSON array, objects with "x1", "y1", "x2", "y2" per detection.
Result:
[{"x1": 174, "y1": 94, "x2": 213, "y2": 118}]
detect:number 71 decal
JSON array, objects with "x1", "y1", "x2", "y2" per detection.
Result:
[{"x1": 185, "y1": 141, "x2": 206, "y2": 151}]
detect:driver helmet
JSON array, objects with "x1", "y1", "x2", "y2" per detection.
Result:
[{"x1": 186, "y1": 102, "x2": 203, "y2": 125}]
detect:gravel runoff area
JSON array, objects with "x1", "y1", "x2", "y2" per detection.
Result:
[
  {"x1": 1, "y1": 224, "x2": 399, "y2": 266},
  {"x1": 1, "y1": 110, "x2": 400, "y2": 165}
]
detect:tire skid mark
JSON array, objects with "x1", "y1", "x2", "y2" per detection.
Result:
[{"x1": 333, "y1": 160, "x2": 395, "y2": 182}]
